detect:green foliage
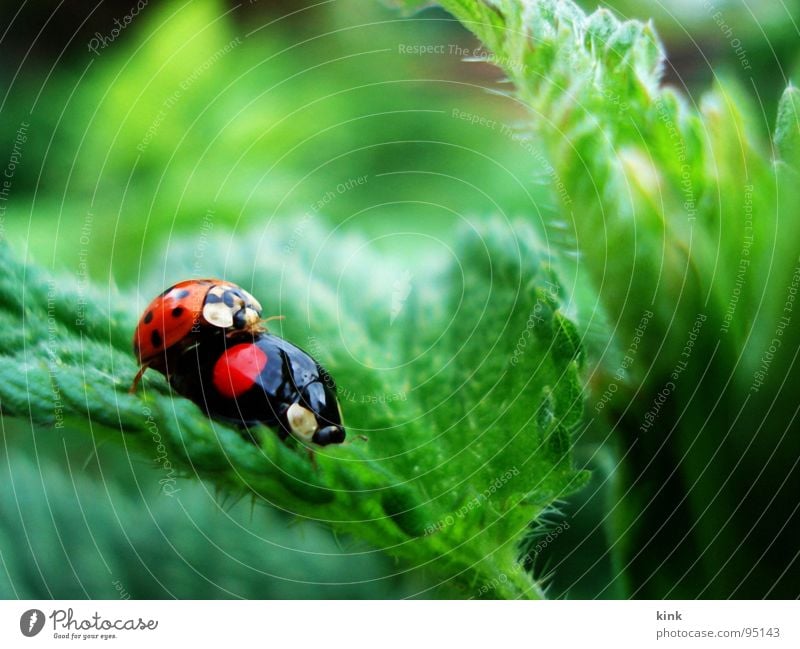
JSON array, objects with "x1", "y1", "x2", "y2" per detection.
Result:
[
  {"x1": 390, "y1": 0, "x2": 800, "y2": 597},
  {"x1": 3, "y1": 0, "x2": 544, "y2": 282},
  {"x1": 774, "y1": 84, "x2": 800, "y2": 162},
  {"x1": 4, "y1": 0, "x2": 800, "y2": 600},
  {"x1": 0, "y1": 446, "x2": 417, "y2": 599},
  {"x1": 0, "y1": 215, "x2": 587, "y2": 599},
  {"x1": 393, "y1": 0, "x2": 797, "y2": 377}
]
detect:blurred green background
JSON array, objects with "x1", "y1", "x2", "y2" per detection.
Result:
[{"x1": 1, "y1": 0, "x2": 798, "y2": 598}]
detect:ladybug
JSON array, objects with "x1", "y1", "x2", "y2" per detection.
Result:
[
  {"x1": 132, "y1": 280, "x2": 346, "y2": 446},
  {"x1": 169, "y1": 331, "x2": 346, "y2": 446},
  {"x1": 131, "y1": 279, "x2": 263, "y2": 390}
]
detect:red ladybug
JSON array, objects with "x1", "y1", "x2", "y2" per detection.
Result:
[{"x1": 131, "y1": 279, "x2": 263, "y2": 390}]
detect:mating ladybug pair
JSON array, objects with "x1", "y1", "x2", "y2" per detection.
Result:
[{"x1": 132, "y1": 279, "x2": 346, "y2": 446}]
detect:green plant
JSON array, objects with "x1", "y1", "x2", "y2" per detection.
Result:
[
  {"x1": 387, "y1": 0, "x2": 800, "y2": 597},
  {"x1": 0, "y1": 447, "x2": 415, "y2": 599},
  {"x1": 0, "y1": 216, "x2": 587, "y2": 599},
  {"x1": 4, "y1": 0, "x2": 799, "y2": 600}
]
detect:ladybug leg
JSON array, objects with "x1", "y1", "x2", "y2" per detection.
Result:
[
  {"x1": 238, "y1": 423, "x2": 261, "y2": 445},
  {"x1": 305, "y1": 446, "x2": 318, "y2": 471},
  {"x1": 285, "y1": 403, "x2": 322, "y2": 467},
  {"x1": 129, "y1": 364, "x2": 149, "y2": 394}
]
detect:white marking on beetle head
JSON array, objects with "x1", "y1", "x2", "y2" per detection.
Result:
[
  {"x1": 287, "y1": 403, "x2": 318, "y2": 441},
  {"x1": 202, "y1": 301, "x2": 234, "y2": 328},
  {"x1": 202, "y1": 284, "x2": 264, "y2": 330},
  {"x1": 243, "y1": 307, "x2": 261, "y2": 327}
]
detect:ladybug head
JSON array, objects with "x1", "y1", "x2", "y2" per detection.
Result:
[
  {"x1": 312, "y1": 425, "x2": 346, "y2": 446},
  {"x1": 202, "y1": 284, "x2": 263, "y2": 332}
]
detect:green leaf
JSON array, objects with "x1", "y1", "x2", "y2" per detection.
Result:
[
  {"x1": 0, "y1": 215, "x2": 586, "y2": 598},
  {"x1": 774, "y1": 84, "x2": 800, "y2": 163},
  {"x1": 416, "y1": 0, "x2": 800, "y2": 598}
]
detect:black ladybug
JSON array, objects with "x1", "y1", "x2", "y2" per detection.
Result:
[{"x1": 166, "y1": 331, "x2": 346, "y2": 446}]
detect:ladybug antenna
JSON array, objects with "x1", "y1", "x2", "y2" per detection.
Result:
[{"x1": 261, "y1": 314, "x2": 285, "y2": 327}]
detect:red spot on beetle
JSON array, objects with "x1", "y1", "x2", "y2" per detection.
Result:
[{"x1": 212, "y1": 343, "x2": 268, "y2": 398}]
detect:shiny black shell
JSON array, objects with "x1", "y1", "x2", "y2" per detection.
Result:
[{"x1": 166, "y1": 331, "x2": 345, "y2": 446}]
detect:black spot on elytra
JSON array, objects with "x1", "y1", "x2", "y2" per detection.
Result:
[
  {"x1": 143, "y1": 310, "x2": 154, "y2": 324},
  {"x1": 175, "y1": 289, "x2": 191, "y2": 299},
  {"x1": 151, "y1": 329, "x2": 162, "y2": 348},
  {"x1": 171, "y1": 306, "x2": 185, "y2": 318}
]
